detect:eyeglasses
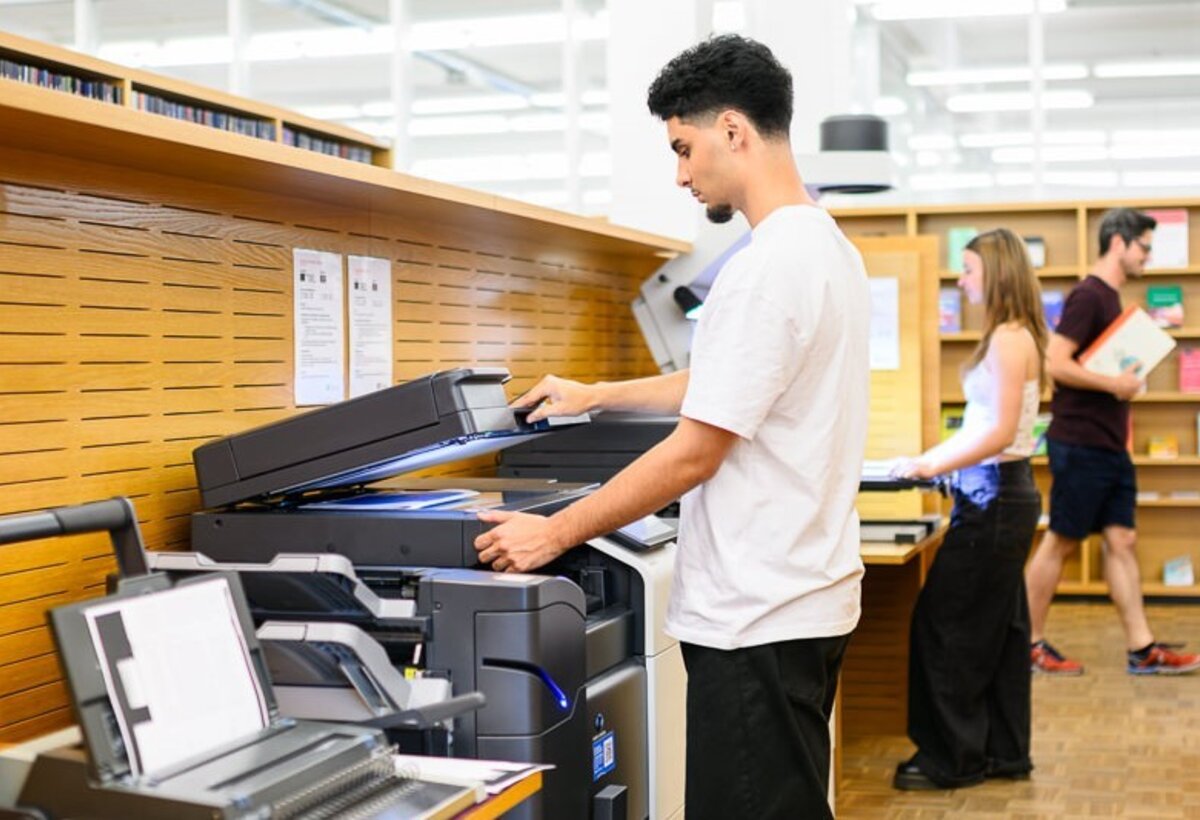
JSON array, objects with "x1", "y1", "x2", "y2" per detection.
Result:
[{"x1": 1134, "y1": 239, "x2": 1152, "y2": 254}]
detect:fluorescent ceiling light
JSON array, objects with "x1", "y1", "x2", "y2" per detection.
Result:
[
  {"x1": 997, "y1": 170, "x2": 1119, "y2": 187},
  {"x1": 413, "y1": 94, "x2": 530, "y2": 116},
  {"x1": 97, "y1": 11, "x2": 609, "y2": 69},
  {"x1": 959, "y1": 130, "x2": 1107, "y2": 148},
  {"x1": 1123, "y1": 171, "x2": 1200, "y2": 187},
  {"x1": 992, "y1": 146, "x2": 1109, "y2": 164},
  {"x1": 1109, "y1": 144, "x2": 1200, "y2": 160},
  {"x1": 872, "y1": 96, "x2": 908, "y2": 116},
  {"x1": 946, "y1": 90, "x2": 1093, "y2": 112},
  {"x1": 295, "y1": 104, "x2": 362, "y2": 121},
  {"x1": 1044, "y1": 171, "x2": 1120, "y2": 187},
  {"x1": 1094, "y1": 61, "x2": 1200, "y2": 79},
  {"x1": 907, "y1": 64, "x2": 1086, "y2": 86},
  {"x1": 412, "y1": 151, "x2": 612, "y2": 184},
  {"x1": 908, "y1": 172, "x2": 994, "y2": 191},
  {"x1": 907, "y1": 133, "x2": 956, "y2": 151},
  {"x1": 404, "y1": 111, "x2": 610, "y2": 137},
  {"x1": 1112, "y1": 129, "x2": 1200, "y2": 146},
  {"x1": 529, "y1": 90, "x2": 610, "y2": 108},
  {"x1": 867, "y1": 0, "x2": 1064, "y2": 21},
  {"x1": 408, "y1": 11, "x2": 607, "y2": 50}
]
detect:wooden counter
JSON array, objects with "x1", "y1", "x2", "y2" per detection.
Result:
[{"x1": 843, "y1": 528, "x2": 945, "y2": 739}]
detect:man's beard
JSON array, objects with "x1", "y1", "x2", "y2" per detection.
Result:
[{"x1": 706, "y1": 203, "x2": 735, "y2": 223}]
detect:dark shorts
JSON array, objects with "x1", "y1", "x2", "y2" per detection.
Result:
[{"x1": 1047, "y1": 438, "x2": 1136, "y2": 539}]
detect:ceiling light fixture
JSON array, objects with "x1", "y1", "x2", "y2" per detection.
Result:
[
  {"x1": 907, "y1": 64, "x2": 1087, "y2": 86},
  {"x1": 1094, "y1": 60, "x2": 1200, "y2": 79},
  {"x1": 866, "y1": 0, "x2": 1065, "y2": 22},
  {"x1": 946, "y1": 90, "x2": 1093, "y2": 112}
]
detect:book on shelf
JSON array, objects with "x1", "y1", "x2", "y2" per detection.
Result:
[
  {"x1": 283, "y1": 126, "x2": 374, "y2": 164},
  {"x1": 1181, "y1": 347, "x2": 1200, "y2": 393},
  {"x1": 939, "y1": 287, "x2": 962, "y2": 333},
  {"x1": 1144, "y1": 208, "x2": 1189, "y2": 270},
  {"x1": 1147, "y1": 434, "x2": 1180, "y2": 459},
  {"x1": 1163, "y1": 555, "x2": 1195, "y2": 587},
  {"x1": 1170, "y1": 489, "x2": 1200, "y2": 500},
  {"x1": 0, "y1": 54, "x2": 120, "y2": 103},
  {"x1": 133, "y1": 89, "x2": 276, "y2": 140},
  {"x1": 940, "y1": 407, "x2": 964, "y2": 442},
  {"x1": 1146, "y1": 284, "x2": 1184, "y2": 328},
  {"x1": 1024, "y1": 236, "x2": 1046, "y2": 268},
  {"x1": 1032, "y1": 412, "x2": 1052, "y2": 457},
  {"x1": 1079, "y1": 305, "x2": 1176, "y2": 379},
  {"x1": 1136, "y1": 490, "x2": 1162, "y2": 502},
  {"x1": 1042, "y1": 291, "x2": 1064, "y2": 331},
  {"x1": 946, "y1": 227, "x2": 978, "y2": 274}
]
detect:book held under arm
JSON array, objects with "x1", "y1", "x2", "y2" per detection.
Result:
[{"x1": 1079, "y1": 305, "x2": 1177, "y2": 380}]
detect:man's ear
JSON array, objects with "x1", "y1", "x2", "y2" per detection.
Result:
[{"x1": 720, "y1": 109, "x2": 747, "y2": 151}]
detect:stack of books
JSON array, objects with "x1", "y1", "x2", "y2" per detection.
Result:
[{"x1": 0, "y1": 54, "x2": 120, "y2": 102}]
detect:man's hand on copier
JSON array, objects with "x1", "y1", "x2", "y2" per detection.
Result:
[
  {"x1": 474, "y1": 510, "x2": 568, "y2": 573},
  {"x1": 512, "y1": 374, "x2": 598, "y2": 423}
]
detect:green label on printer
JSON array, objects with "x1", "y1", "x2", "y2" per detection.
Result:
[{"x1": 592, "y1": 730, "x2": 616, "y2": 780}]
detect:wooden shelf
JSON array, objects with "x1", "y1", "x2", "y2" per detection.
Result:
[
  {"x1": 1135, "y1": 392, "x2": 1200, "y2": 403},
  {"x1": 1167, "y1": 327, "x2": 1200, "y2": 339},
  {"x1": 940, "y1": 331, "x2": 982, "y2": 342},
  {"x1": 1137, "y1": 498, "x2": 1200, "y2": 508},
  {"x1": 1142, "y1": 266, "x2": 1200, "y2": 277}
]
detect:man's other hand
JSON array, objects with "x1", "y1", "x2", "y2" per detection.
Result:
[{"x1": 474, "y1": 510, "x2": 569, "y2": 572}]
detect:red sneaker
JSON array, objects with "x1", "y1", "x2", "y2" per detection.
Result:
[
  {"x1": 1128, "y1": 643, "x2": 1200, "y2": 675},
  {"x1": 1031, "y1": 640, "x2": 1084, "y2": 676}
]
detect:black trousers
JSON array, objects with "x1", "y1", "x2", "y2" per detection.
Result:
[
  {"x1": 682, "y1": 633, "x2": 851, "y2": 820},
  {"x1": 908, "y1": 459, "x2": 1042, "y2": 786}
]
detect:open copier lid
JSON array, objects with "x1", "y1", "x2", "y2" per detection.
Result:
[
  {"x1": 194, "y1": 367, "x2": 586, "y2": 509},
  {"x1": 190, "y1": 367, "x2": 595, "y2": 568}
]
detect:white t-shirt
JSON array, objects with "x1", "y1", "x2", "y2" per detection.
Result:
[{"x1": 665, "y1": 205, "x2": 870, "y2": 651}]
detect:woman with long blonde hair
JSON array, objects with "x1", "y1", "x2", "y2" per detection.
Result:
[{"x1": 892, "y1": 228, "x2": 1048, "y2": 790}]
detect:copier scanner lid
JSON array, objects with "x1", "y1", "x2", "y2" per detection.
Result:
[{"x1": 193, "y1": 367, "x2": 587, "y2": 508}]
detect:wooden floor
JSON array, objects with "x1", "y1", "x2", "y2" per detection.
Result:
[{"x1": 837, "y1": 601, "x2": 1200, "y2": 818}]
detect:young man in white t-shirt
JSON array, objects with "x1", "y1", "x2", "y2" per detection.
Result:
[{"x1": 472, "y1": 35, "x2": 869, "y2": 820}]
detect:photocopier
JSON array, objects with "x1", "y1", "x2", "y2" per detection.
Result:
[
  {"x1": 0, "y1": 499, "x2": 479, "y2": 820},
  {"x1": 171, "y1": 368, "x2": 685, "y2": 820}
]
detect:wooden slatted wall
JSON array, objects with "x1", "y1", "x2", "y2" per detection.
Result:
[{"x1": 0, "y1": 144, "x2": 661, "y2": 742}]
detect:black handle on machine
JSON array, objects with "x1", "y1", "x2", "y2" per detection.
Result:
[{"x1": 0, "y1": 497, "x2": 149, "y2": 576}]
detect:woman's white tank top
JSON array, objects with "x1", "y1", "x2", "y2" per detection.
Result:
[{"x1": 961, "y1": 353, "x2": 1040, "y2": 462}]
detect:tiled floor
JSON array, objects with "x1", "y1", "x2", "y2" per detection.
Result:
[{"x1": 837, "y1": 601, "x2": 1200, "y2": 818}]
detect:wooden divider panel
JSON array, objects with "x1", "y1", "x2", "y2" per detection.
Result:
[{"x1": 0, "y1": 146, "x2": 661, "y2": 742}]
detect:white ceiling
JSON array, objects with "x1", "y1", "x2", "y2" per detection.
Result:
[{"x1": 2, "y1": 0, "x2": 1198, "y2": 212}]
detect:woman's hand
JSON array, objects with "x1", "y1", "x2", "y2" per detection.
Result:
[{"x1": 891, "y1": 455, "x2": 940, "y2": 480}]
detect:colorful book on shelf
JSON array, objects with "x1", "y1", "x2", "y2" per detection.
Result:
[
  {"x1": 1032, "y1": 412, "x2": 1052, "y2": 456},
  {"x1": 1144, "y1": 209, "x2": 1189, "y2": 270},
  {"x1": 1079, "y1": 305, "x2": 1176, "y2": 379},
  {"x1": 1147, "y1": 434, "x2": 1179, "y2": 459},
  {"x1": 1042, "y1": 291, "x2": 1064, "y2": 331},
  {"x1": 946, "y1": 227, "x2": 978, "y2": 274},
  {"x1": 1163, "y1": 555, "x2": 1195, "y2": 587},
  {"x1": 939, "y1": 287, "x2": 962, "y2": 333},
  {"x1": 940, "y1": 407, "x2": 964, "y2": 442},
  {"x1": 1024, "y1": 236, "x2": 1046, "y2": 269},
  {"x1": 1146, "y1": 285, "x2": 1184, "y2": 329},
  {"x1": 1181, "y1": 347, "x2": 1200, "y2": 393}
]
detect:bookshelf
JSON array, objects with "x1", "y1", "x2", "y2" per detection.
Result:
[
  {"x1": 833, "y1": 197, "x2": 1200, "y2": 599},
  {"x1": 0, "y1": 30, "x2": 390, "y2": 167}
]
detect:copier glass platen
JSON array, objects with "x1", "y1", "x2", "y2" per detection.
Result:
[
  {"x1": 18, "y1": 570, "x2": 476, "y2": 820},
  {"x1": 183, "y1": 367, "x2": 685, "y2": 820}
]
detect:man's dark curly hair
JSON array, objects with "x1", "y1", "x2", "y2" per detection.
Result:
[{"x1": 646, "y1": 34, "x2": 793, "y2": 139}]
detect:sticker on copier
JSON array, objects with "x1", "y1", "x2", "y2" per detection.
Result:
[{"x1": 592, "y1": 730, "x2": 616, "y2": 780}]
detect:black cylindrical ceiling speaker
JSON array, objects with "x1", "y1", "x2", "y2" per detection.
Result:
[{"x1": 819, "y1": 114, "x2": 888, "y2": 152}]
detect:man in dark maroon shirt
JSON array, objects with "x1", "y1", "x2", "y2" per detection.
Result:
[{"x1": 1026, "y1": 208, "x2": 1200, "y2": 676}]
